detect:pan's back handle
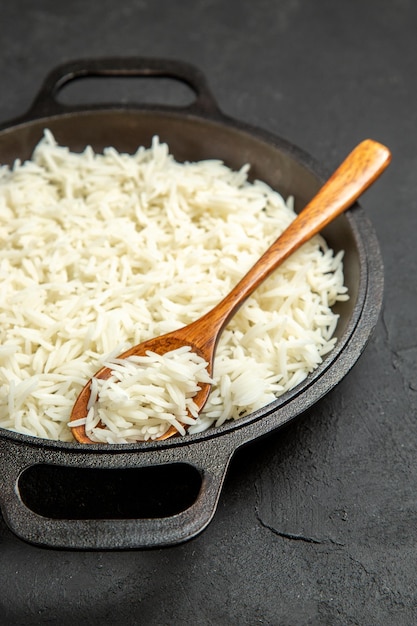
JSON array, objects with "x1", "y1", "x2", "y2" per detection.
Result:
[
  {"x1": 24, "y1": 57, "x2": 222, "y2": 120},
  {"x1": 0, "y1": 436, "x2": 235, "y2": 549}
]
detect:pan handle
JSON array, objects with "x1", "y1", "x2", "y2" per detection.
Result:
[
  {"x1": 0, "y1": 436, "x2": 235, "y2": 549},
  {"x1": 24, "y1": 57, "x2": 222, "y2": 119}
]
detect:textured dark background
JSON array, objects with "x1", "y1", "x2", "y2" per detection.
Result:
[{"x1": 0, "y1": 0, "x2": 416, "y2": 624}]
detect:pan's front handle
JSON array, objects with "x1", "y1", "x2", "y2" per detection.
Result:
[
  {"x1": 0, "y1": 437, "x2": 235, "y2": 549},
  {"x1": 23, "y1": 57, "x2": 222, "y2": 120}
]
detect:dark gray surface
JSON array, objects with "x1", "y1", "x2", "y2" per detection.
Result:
[{"x1": 0, "y1": 0, "x2": 415, "y2": 624}]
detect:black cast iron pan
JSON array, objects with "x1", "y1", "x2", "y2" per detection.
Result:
[{"x1": 0, "y1": 58, "x2": 383, "y2": 549}]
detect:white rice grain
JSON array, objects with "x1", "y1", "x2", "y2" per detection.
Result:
[{"x1": 0, "y1": 132, "x2": 348, "y2": 442}]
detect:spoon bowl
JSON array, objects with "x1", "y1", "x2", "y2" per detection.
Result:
[{"x1": 70, "y1": 139, "x2": 391, "y2": 444}]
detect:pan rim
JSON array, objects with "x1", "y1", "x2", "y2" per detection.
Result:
[{"x1": 0, "y1": 105, "x2": 382, "y2": 452}]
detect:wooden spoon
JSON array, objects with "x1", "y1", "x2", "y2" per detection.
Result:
[{"x1": 70, "y1": 139, "x2": 391, "y2": 443}]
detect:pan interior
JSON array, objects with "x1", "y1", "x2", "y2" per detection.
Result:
[{"x1": 0, "y1": 108, "x2": 363, "y2": 442}]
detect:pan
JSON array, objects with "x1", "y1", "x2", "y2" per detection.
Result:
[{"x1": 0, "y1": 58, "x2": 383, "y2": 549}]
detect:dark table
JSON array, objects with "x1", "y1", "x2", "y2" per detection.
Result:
[{"x1": 0, "y1": 1, "x2": 416, "y2": 624}]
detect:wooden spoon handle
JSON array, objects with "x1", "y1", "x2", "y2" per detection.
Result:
[{"x1": 198, "y1": 139, "x2": 391, "y2": 336}]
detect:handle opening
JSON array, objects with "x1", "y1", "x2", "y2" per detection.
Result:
[
  {"x1": 18, "y1": 462, "x2": 202, "y2": 520},
  {"x1": 56, "y1": 75, "x2": 197, "y2": 109}
]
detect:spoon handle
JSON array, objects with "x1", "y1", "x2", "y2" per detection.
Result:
[{"x1": 196, "y1": 139, "x2": 391, "y2": 337}]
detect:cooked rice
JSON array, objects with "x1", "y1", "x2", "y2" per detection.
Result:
[
  {"x1": 0, "y1": 131, "x2": 348, "y2": 442},
  {"x1": 69, "y1": 347, "x2": 213, "y2": 443}
]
